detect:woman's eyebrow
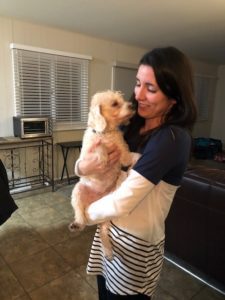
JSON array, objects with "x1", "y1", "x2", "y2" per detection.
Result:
[{"x1": 136, "y1": 77, "x2": 153, "y2": 85}]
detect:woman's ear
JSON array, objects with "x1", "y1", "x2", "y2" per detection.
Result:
[
  {"x1": 170, "y1": 99, "x2": 177, "y2": 106},
  {"x1": 168, "y1": 99, "x2": 177, "y2": 110},
  {"x1": 88, "y1": 104, "x2": 107, "y2": 132}
]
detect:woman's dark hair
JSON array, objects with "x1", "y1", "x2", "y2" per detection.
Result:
[{"x1": 129, "y1": 46, "x2": 197, "y2": 132}]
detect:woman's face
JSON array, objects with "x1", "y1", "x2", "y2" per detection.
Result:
[{"x1": 134, "y1": 65, "x2": 176, "y2": 127}]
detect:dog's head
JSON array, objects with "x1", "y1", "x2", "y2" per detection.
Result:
[{"x1": 88, "y1": 90, "x2": 134, "y2": 132}]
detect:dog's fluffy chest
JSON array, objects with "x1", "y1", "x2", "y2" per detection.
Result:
[
  {"x1": 80, "y1": 127, "x2": 124, "y2": 159},
  {"x1": 79, "y1": 127, "x2": 128, "y2": 193}
]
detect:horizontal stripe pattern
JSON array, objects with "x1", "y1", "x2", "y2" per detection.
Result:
[{"x1": 87, "y1": 222, "x2": 164, "y2": 297}]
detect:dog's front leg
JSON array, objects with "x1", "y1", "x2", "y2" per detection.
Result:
[
  {"x1": 100, "y1": 221, "x2": 113, "y2": 261},
  {"x1": 69, "y1": 183, "x2": 87, "y2": 232}
]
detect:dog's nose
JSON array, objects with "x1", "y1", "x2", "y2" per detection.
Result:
[
  {"x1": 127, "y1": 101, "x2": 136, "y2": 110},
  {"x1": 127, "y1": 102, "x2": 132, "y2": 109}
]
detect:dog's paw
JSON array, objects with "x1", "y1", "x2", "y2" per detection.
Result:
[
  {"x1": 104, "y1": 251, "x2": 113, "y2": 261},
  {"x1": 68, "y1": 222, "x2": 85, "y2": 232},
  {"x1": 102, "y1": 247, "x2": 114, "y2": 261}
]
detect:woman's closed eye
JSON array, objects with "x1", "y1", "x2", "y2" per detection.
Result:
[{"x1": 135, "y1": 80, "x2": 157, "y2": 93}]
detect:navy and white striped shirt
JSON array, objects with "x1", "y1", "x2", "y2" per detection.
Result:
[{"x1": 86, "y1": 125, "x2": 191, "y2": 297}]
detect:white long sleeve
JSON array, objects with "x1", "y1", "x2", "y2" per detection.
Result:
[
  {"x1": 74, "y1": 158, "x2": 82, "y2": 177},
  {"x1": 85, "y1": 169, "x2": 154, "y2": 225}
]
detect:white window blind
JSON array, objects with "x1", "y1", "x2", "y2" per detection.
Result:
[{"x1": 11, "y1": 44, "x2": 92, "y2": 130}]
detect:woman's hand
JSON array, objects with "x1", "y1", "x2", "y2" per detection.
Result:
[
  {"x1": 77, "y1": 139, "x2": 121, "y2": 176},
  {"x1": 105, "y1": 141, "x2": 121, "y2": 167}
]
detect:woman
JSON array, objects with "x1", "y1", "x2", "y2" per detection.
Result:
[{"x1": 75, "y1": 46, "x2": 197, "y2": 299}]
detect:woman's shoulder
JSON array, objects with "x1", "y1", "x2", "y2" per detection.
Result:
[
  {"x1": 156, "y1": 125, "x2": 191, "y2": 141},
  {"x1": 147, "y1": 125, "x2": 191, "y2": 152}
]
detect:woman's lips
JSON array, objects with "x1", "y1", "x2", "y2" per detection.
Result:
[{"x1": 138, "y1": 103, "x2": 149, "y2": 109}]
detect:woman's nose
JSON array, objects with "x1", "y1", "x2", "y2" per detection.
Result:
[{"x1": 135, "y1": 86, "x2": 146, "y2": 101}]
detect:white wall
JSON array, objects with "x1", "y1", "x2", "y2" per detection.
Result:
[{"x1": 0, "y1": 17, "x2": 14, "y2": 136}]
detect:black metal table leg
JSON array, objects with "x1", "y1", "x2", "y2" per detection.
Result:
[{"x1": 58, "y1": 141, "x2": 82, "y2": 185}]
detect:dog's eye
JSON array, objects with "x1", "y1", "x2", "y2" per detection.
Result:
[{"x1": 111, "y1": 101, "x2": 119, "y2": 107}]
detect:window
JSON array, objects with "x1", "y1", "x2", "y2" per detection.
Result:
[
  {"x1": 112, "y1": 62, "x2": 137, "y2": 100},
  {"x1": 194, "y1": 74, "x2": 217, "y2": 121},
  {"x1": 11, "y1": 44, "x2": 92, "y2": 130}
]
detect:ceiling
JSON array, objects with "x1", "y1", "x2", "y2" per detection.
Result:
[{"x1": 0, "y1": 0, "x2": 225, "y2": 65}]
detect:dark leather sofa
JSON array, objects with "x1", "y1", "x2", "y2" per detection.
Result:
[{"x1": 165, "y1": 160, "x2": 225, "y2": 291}]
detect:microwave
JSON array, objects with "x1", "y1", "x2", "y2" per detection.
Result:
[{"x1": 13, "y1": 116, "x2": 52, "y2": 139}]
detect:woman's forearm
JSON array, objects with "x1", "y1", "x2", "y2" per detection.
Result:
[
  {"x1": 74, "y1": 158, "x2": 83, "y2": 177},
  {"x1": 85, "y1": 169, "x2": 154, "y2": 225}
]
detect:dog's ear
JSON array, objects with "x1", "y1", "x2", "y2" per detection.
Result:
[{"x1": 88, "y1": 104, "x2": 107, "y2": 132}]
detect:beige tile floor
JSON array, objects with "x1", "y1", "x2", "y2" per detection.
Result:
[{"x1": 0, "y1": 185, "x2": 224, "y2": 300}]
